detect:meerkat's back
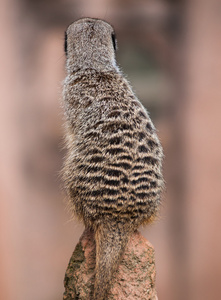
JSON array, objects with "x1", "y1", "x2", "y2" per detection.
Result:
[{"x1": 63, "y1": 18, "x2": 164, "y2": 300}]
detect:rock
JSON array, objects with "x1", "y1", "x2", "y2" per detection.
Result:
[{"x1": 63, "y1": 229, "x2": 158, "y2": 300}]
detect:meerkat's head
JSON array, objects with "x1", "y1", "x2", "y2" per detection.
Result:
[{"x1": 64, "y1": 18, "x2": 118, "y2": 73}]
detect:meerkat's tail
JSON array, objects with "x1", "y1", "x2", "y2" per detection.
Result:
[{"x1": 93, "y1": 221, "x2": 131, "y2": 300}]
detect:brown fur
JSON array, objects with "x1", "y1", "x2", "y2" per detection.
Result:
[{"x1": 62, "y1": 18, "x2": 164, "y2": 300}]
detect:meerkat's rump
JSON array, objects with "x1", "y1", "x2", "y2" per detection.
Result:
[{"x1": 64, "y1": 71, "x2": 163, "y2": 227}]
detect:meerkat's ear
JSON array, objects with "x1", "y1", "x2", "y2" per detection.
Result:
[
  {"x1": 111, "y1": 32, "x2": 117, "y2": 51},
  {"x1": 64, "y1": 31, "x2": 68, "y2": 56}
]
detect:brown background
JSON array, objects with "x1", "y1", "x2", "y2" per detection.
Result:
[{"x1": 1, "y1": 0, "x2": 221, "y2": 300}]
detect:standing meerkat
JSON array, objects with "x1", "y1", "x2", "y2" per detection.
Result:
[{"x1": 63, "y1": 18, "x2": 164, "y2": 300}]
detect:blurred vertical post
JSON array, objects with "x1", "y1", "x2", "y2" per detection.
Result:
[
  {"x1": 0, "y1": 0, "x2": 22, "y2": 299},
  {"x1": 185, "y1": 0, "x2": 221, "y2": 299},
  {"x1": 161, "y1": 2, "x2": 190, "y2": 300}
]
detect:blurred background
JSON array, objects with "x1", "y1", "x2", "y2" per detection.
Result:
[{"x1": 1, "y1": 0, "x2": 221, "y2": 299}]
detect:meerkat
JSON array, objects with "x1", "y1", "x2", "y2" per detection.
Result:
[{"x1": 62, "y1": 18, "x2": 164, "y2": 300}]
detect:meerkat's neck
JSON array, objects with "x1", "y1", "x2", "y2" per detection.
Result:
[
  {"x1": 66, "y1": 59, "x2": 120, "y2": 74},
  {"x1": 66, "y1": 47, "x2": 120, "y2": 74}
]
